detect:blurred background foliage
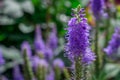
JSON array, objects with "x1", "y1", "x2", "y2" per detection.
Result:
[{"x1": 0, "y1": 0, "x2": 88, "y2": 47}]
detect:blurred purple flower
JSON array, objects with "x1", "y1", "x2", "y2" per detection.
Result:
[
  {"x1": 0, "y1": 49, "x2": 5, "y2": 65},
  {"x1": 32, "y1": 56, "x2": 48, "y2": 69},
  {"x1": 46, "y1": 70, "x2": 54, "y2": 80},
  {"x1": 44, "y1": 47, "x2": 53, "y2": 61},
  {"x1": 13, "y1": 66, "x2": 24, "y2": 80},
  {"x1": 47, "y1": 26, "x2": 58, "y2": 50},
  {"x1": 53, "y1": 58, "x2": 64, "y2": 69},
  {"x1": 65, "y1": 8, "x2": 95, "y2": 64},
  {"x1": 104, "y1": 27, "x2": 120, "y2": 55},
  {"x1": 91, "y1": 0, "x2": 104, "y2": 19},
  {"x1": 34, "y1": 25, "x2": 45, "y2": 54},
  {"x1": 21, "y1": 41, "x2": 32, "y2": 59}
]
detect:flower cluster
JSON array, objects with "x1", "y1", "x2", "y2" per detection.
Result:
[
  {"x1": 34, "y1": 25, "x2": 45, "y2": 54},
  {"x1": 104, "y1": 27, "x2": 120, "y2": 55},
  {"x1": 53, "y1": 58, "x2": 64, "y2": 69},
  {"x1": 65, "y1": 8, "x2": 95, "y2": 65},
  {"x1": 13, "y1": 66, "x2": 24, "y2": 80},
  {"x1": 21, "y1": 41, "x2": 32, "y2": 59},
  {"x1": 47, "y1": 26, "x2": 58, "y2": 50},
  {"x1": 91, "y1": 0, "x2": 104, "y2": 19}
]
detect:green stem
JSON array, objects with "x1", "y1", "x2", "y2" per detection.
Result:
[
  {"x1": 103, "y1": 8, "x2": 110, "y2": 66},
  {"x1": 82, "y1": 65, "x2": 88, "y2": 80},
  {"x1": 23, "y1": 49, "x2": 34, "y2": 80},
  {"x1": 63, "y1": 68, "x2": 70, "y2": 80},
  {"x1": 55, "y1": 67, "x2": 61, "y2": 80},
  {"x1": 105, "y1": 19, "x2": 110, "y2": 48},
  {"x1": 36, "y1": 65, "x2": 46, "y2": 80},
  {"x1": 94, "y1": 21, "x2": 100, "y2": 77},
  {"x1": 75, "y1": 57, "x2": 82, "y2": 80}
]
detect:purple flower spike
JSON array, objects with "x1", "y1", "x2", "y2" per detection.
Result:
[
  {"x1": 0, "y1": 49, "x2": 5, "y2": 65},
  {"x1": 46, "y1": 70, "x2": 54, "y2": 80},
  {"x1": 91, "y1": 0, "x2": 104, "y2": 19},
  {"x1": 65, "y1": 8, "x2": 95, "y2": 65},
  {"x1": 32, "y1": 56, "x2": 48, "y2": 69},
  {"x1": 34, "y1": 25, "x2": 45, "y2": 54},
  {"x1": 21, "y1": 41, "x2": 32, "y2": 59},
  {"x1": 53, "y1": 58, "x2": 64, "y2": 69},
  {"x1": 13, "y1": 66, "x2": 24, "y2": 80},
  {"x1": 45, "y1": 47, "x2": 53, "y2": 61},
  {"x1": 104, "y1": 27, "x2": 120, "y2": 55},
  {"x1": 47, "y1": 26, "x2": 58, "y2": 50}
]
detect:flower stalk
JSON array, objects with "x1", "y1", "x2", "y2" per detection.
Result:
[
  {"x1": 54, "y1": 67, "x2": 61, "y2": 80},
  {"x1": 75, "y1": 57, "x2": 82, "y2": 80},
  {"x1": 94, "y1": 21, "x2": 100, "y2": 77},
  {"x1": 63, "y1": 68, "x2": 70, "y2": 80},
  {"x1": 23, "y1": 49, "x2": 34, "y2": 80},
  {"x1": 82, "y1": 64, "x2": 88, "y2": 80},
  {"x1": 36, "y1": 65, "x2": 46, "y2": 80},
  {"x1": 103, "y1": 8, "x2": 110, "y2": 66}
]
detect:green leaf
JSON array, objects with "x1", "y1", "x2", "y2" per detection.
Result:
[
  {"x1": 105, "y1": 63, "x2": 120, "y2": 79},
  {"x1": 0, "y1": 34, "x2": 6, "y2": 41},
  {"x1": 0, "y1": 46, "x2": 22, "y2": 60}
]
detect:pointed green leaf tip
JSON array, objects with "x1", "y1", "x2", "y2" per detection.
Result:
[{"x1": 77, "y1": 5, "x2": 81, "y2": 12}]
